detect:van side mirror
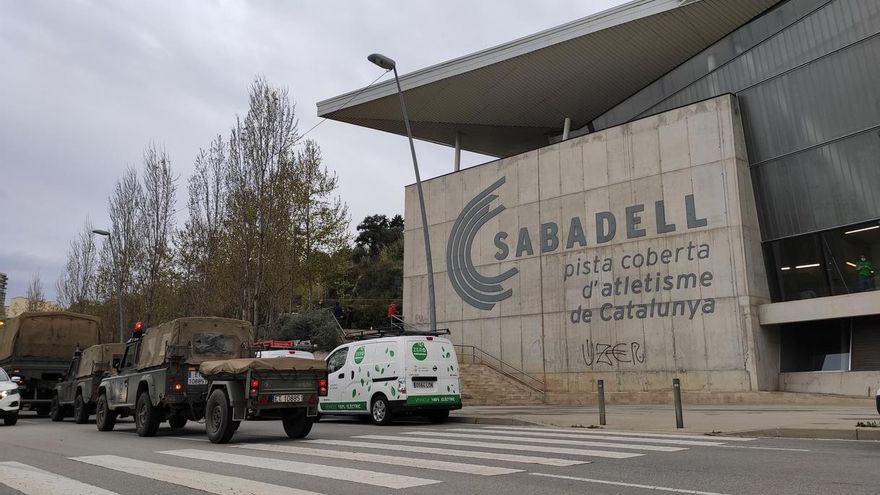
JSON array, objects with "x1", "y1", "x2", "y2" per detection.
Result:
[{"x1": 10, "y1": 376, "x2": 21, "y2": 384}]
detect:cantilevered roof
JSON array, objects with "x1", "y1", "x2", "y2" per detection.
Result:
[{"x1": 317, "y1": 0, "x2": 781, "y2": 158}]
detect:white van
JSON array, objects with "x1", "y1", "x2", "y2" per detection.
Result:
[{"x1": 319, "y1": 335, "x2": 461, "y2": 425}]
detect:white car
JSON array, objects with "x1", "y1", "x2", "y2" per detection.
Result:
[
  {"x1": 255, "y1": 349, "x2": 316, "y2": 360},
  {"x1": 319, "y1": 335, "x2": 462, "y2": 425},
  {"x1": 0, "y1": 367, "x2": 21, "y2": 426}
]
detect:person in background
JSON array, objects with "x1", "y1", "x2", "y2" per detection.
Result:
[
  {"x1": 856, "y1": 254, "x2": 875, "y2": 291},
  {"x1": 387, "y1": 301, "x2": 398, "y2": 327},
  {"x1": 332, "y1": 301, "x2": 344, "y2": 322}
]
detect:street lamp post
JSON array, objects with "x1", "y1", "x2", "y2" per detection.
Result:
[
  {"x1": 368, "y1": 53, "x2": 437, "y2": 333},
  {"x1": 92, "y1": 229, "x2": 125, "y2": 342}
]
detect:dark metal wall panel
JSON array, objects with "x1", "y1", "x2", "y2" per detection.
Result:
[{"x1": 591, "y1": 0, "x2": 880, "y2": 241}]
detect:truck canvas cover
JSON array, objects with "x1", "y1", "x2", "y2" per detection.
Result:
[
  {"x1": 199, "y1": 356, "x2": 327, "y2": 377},
  {"x1": 137, "y1": 317, "x2": 253, "y2": 370},
  {"x1": 0, "y1": 312, "x2": 102, "y2": 361},
  {"x1": 76, "y1": 343, "x2": 125, "y2": 379}
]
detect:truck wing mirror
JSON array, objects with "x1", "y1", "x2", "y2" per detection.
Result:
[{"x1": 112, "y1": 358, "x2": 121, "y2": 369}]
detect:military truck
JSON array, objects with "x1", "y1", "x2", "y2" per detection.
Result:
[
  {"x1": 199, "y1": 356, "x2": 328, "y2": 443},
  {"x1": 50, "y1": 343, "x2": 125, "y2": 423},
  {"x1": 0, "y1": 312, "x2": 102, "y2": 416},
  {"x1": 95, "y1": 317, "x2": 253, "y2": 436}
]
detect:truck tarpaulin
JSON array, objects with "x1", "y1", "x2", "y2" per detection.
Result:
[
  {"x1": 76, "y1": 343, "x2": 126, "y2": 379},
  {"x1": 199, "y1": 356, "x2": 328, "y2": 377},
  {"x1": 0, "y1": 312, "x2": 102, "y2": 361},
  {"x1": 137, "y1": 317, "x2": 253, "y2": 370}
]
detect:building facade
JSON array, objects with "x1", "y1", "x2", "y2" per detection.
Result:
[{"x1": 321, "y1": 0, "x2": 880, "y2": 397}]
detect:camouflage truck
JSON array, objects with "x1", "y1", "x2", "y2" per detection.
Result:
[
  {"x1": 199, "y1": 356, "x2": 328, "y2": 443},
  {"x1": 0, "y1": 312, "x2": 102, "y2": 416},
  {"x1": 50, "y1": 343, "x2": 125, "y2": 423},
  {"x1": 95, "y1": 317, "x2": 253, "y2": 436}
]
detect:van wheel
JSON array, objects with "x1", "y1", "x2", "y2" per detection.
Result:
[
  {"x1": 370, "y1": 396, "x2": 392, "y2": 426},
  {"x1": 427, "y1": 410, "x2": 450, "y2": 424},
  {"x1": 4, "y1": 412, "x2": 18, "y2": 426},
  {"x1": 49, "y1": 397, "x2": 64, "y2": 422},
  {"x1": 168, "y1": 416, "x2": 187, "y2": 429},
  {"x1": 73, "y1": 394, "x2": 90, "y2": 424},
  {"x1": 206, "y1": 389, "x2": 237, "y2": 444},
  {"x1": 95, "y1": 393, "x2": 117, "y2": 431},
  {"x1": 135, "y1": 391, "x2": 161, "y2": 437},
  {"x1": 282, "y1": 410, "x2": 313, "y2": 439}
]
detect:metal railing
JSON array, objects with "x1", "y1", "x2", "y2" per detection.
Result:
[{"x1": 454, "y1": 344, "x2": 545, "y2": 396}]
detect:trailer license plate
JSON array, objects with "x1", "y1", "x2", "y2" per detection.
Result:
[
  {"x1": 272, "y1": 394, "x2": 303, "y2": 403},
  {"x1": 187, "y1": 371, "x2": 207, "y2": 386},
  {"x1": 413, "y1": 381, "x2": 434, "y2": 389}
]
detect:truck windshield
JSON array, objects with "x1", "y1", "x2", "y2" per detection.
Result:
[
  {"x1": 0, "y1": 368, "x2": 9, "y2": 382},
  {"x1": 192, "y1": 333, "x2": 240, "y2": 356}
]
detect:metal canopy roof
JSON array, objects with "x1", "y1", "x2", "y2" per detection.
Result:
[{"x1": 317, "y1": 0, "x2": 781, "y2": 158}]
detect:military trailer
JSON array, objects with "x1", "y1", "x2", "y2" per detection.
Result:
[
  {"x1": 95, "y1": 317, "x2": 253, "y2": 436},
  {"x1": 0, "y1": 312, "x2": 102, "y2": 416},
  {"x1": 50, "y1": 343, "x2": 125, "y2": 423},
  {"x1": 199, "y1": 356, "x2": 328, "y2": 443}
]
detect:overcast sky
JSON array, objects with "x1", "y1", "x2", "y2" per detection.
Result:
[{"x1": 0, "y1": 0, "x2": 627, "y2": 303}]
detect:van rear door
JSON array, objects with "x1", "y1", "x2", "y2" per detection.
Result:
[{"x1": 404, "y1": 337, "x2": 460, "y2": 407}]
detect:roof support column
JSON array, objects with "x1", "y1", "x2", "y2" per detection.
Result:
[
  {"x1": 454, "y1": 132, "x2": 462, "y2": 172},
  {"x1": 562, "y1": 117, "x2": 571, "y2": 140}
]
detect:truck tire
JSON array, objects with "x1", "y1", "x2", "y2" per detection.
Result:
[
  {"x1": 282, "y1": 410, "x2": 313, "y2": 439},
  {"x1": 135, "y1": 391, "x2": 161, "y2": 437},
  {"x1": 95, "y1": 393, "x2": 117, "y2": 432},
  {"x1": 370, "y1": 395, "x2": 393, "y2": 426},
  {"x1": 4, "y1": 412, "x2": 18, "y2": 426},
  {"x1": 168, "y1": 416, "x2": 187, "y2": 429},
  {"x1": 50, "y1": 397, "x2": 64, "y2": 422},
  {"x1": 205, "y1": 389, "x2": 237, "y2": 444},
  {"x1": 426, "y1": 409, "x2": 450, "y2": 424},
  {"x1": 73, "y1": 394, "x2": 90, "y2": 424}
]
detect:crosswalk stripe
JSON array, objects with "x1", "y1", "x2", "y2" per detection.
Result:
[
  {"x1": 305, "y1": 439, "x2": 587, "y2": 467},
  {"x1": 481, "y1": 426, "x2": 754, "y2": 442},
  {"x1": 531, "y1": 472, "x2": 732, "y2": 495},
  {"x1": 232, "y1": 443, "x2": 522, "y2": 476},
  {"x1": 355, "y1": 434, "x2": 643, "y2": 459},
  {"x1": 449, "y1": 428, "x2": 722, "y2": 447},
  {"x1": 406, "y1": 430, "x2": 688, "y2": 451},
  {"x1": 70, "y1": 455, "x2": 322, "y2": 495},
  {"x1": 0, "y1": 462, "x2": 120, "y2": 495},
  {"x1": 160, "y1": 449, "x2": 441, "y2": 489}
]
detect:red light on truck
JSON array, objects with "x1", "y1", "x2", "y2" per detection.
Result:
[
  {"x1": 318, "y1": 378, "x2": 328, "y2": 396},
  {"x1": 173, "y1": 383, "x2": 183, "y2": 392},
  {"x1": 249, "y1": 378, "x2": 260, "y2": 398}
]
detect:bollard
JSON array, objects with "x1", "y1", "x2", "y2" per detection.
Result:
[
  {"x1": 597, "y1": 379, "x2": 606, "y2": 426},
  {"x1": 672, "y1": 378, "x2": 684, "y2": 429}
]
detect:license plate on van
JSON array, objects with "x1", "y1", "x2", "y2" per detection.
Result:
[
  {"x1": 272, "y1": 394, "x2": 304, "y2": 403},
  {"x1": 412, "y1": 381, "x2": 434, "y2": 389},
  {"x1": 187, "y1": 371, "x2": 207, "y2": 386}
]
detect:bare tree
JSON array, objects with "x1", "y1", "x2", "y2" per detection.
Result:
[
  {"x1": 139, "y1": 143, "x2": 176, "y2": 324},
  {"x1": 26, "y1": 273, "x2": 45, "y2": 311},
  {"x1": 56, "y1": 219, "x2": 99, "y2": 312}
]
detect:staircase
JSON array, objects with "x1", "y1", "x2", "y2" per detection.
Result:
[{"x1": 458, "y1": 363, "x2": 545, "y2": 405}]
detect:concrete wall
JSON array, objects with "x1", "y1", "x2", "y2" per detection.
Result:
[
  {"x1": 404, "y1": 95, "x2": 775, "y2": 393},
  {"x1": 780, "y1": 371, "x2": 880, "y2": 397}
]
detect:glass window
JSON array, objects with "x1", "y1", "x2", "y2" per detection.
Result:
[
  {"x1": 121, "y1": 343, "x2": 138, "y2": 369},
  {"x1": 192, "y1": 333, "x2": 239, "y2": 356},
  {"x1": 766, "y1": 219, "x2": 880, "y2": 302},
  {"x1": 781, "y1": 319, "x2": 851, "y2": 372},
  {"x1": 327, "y1": 347, "x2": 349, "y2": 373},
  {"x1": 0, "y1": 368, "x2": 9, "y2": 382}
]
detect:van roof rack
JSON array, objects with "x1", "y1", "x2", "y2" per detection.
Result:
[{"x1": 343, "y1": 327, "x2": 450, "y2": 341}]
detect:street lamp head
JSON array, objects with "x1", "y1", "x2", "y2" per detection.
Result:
[
  {"x1": 368, "y1": 53, "x2": 396, "y2": 71},
  {"x1": 92, "y1": 229, "x2": 110, "y2": 237}
]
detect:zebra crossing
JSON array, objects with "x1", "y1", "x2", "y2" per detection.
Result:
[{"x1": 0, "y1": 425, "x2": 755, "y2": 494}]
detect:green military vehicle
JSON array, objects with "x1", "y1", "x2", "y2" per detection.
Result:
[
  {"x1": 95, "y1": 317, "x2": 253, "y2": 436},
  {"x1": 50, "y1": 343, "x2": 125, "y2": 423},
  {"x1": 199, "y1": 355, "x2": 328, "y2": 443},
  {"x1": 0, "y1": 312, "x2": 102, "y2": 416}
]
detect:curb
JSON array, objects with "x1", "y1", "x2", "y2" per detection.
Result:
[
  {"x1": 448, "y1": 415, "x2": 542, "y2": 426},
  {"x1": 728, "y1": 427, "x2": 880, "y2": 441}
]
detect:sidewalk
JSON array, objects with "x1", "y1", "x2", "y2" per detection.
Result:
[{"x1": 450, "y1": 403, "x2": 880, "y2": 440}]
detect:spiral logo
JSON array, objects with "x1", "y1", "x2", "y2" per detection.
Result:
[{"x1": 446, "y1": 177, "x2": 519, "y2": 310}]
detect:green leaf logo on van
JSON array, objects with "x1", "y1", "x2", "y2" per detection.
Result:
[
  {"x1": 411, "y1": 342, "x2": 428, "y2": 361},
  {"x1": 353, "y1": 346, "x2": 365, "y2": 364}
]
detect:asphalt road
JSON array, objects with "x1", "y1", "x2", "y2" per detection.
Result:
[{"x1": 1, "y1": 412, "x2": 879, "y2": 495}]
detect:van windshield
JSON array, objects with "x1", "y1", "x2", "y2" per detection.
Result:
[{"x1": 0, "y1": 368, "x2": 8, "y2": 382}]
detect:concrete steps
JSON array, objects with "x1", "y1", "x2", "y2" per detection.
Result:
[{"x1": 459, "y1": 363, "x2": 545, "y2": 406}]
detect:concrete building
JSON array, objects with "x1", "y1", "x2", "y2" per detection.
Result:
[{"x1": 320, "y1": 0, "x2": 880, "y2": 398}]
